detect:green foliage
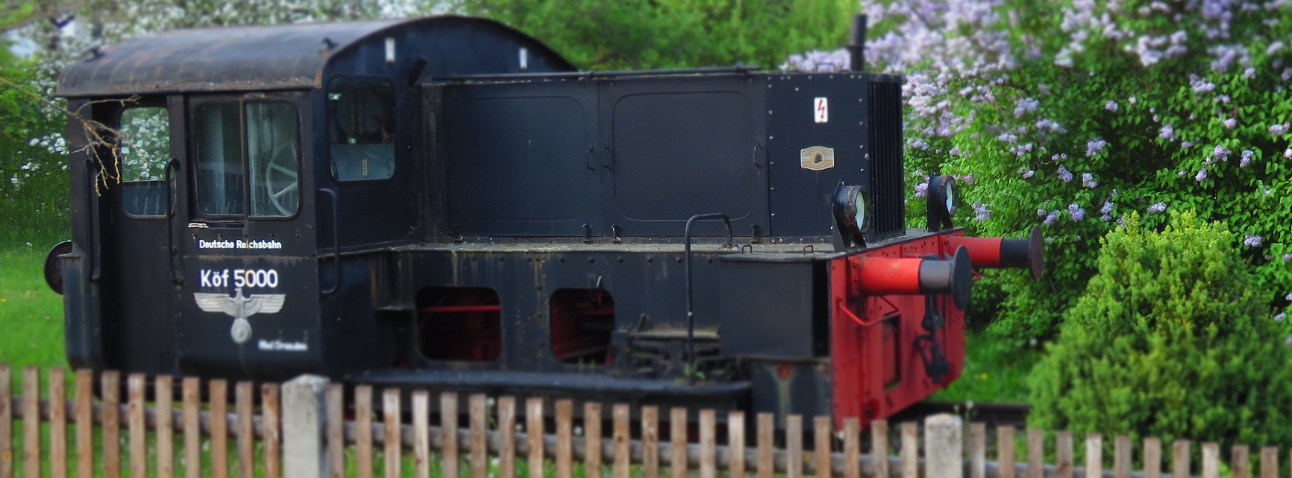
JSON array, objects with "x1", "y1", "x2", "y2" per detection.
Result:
[
  {"x1": 1028, "y1": 211, "x2": 1292, "y2": 451},
  {"x1": 456, "y1": 0, "x2": 857, "y2": 70}
]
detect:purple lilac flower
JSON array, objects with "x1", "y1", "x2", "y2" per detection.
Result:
[
  {"x1": 1177, "y1": 169, "x2": 1187, "y2": 177},
  {"x1": 1278, "y1": 313, "x2": 1288, "y2": 322},
  {"x1": 1243, "y1": 235, "x2": 1262, "y2": 247},
  {"x1": 1224, "y1": 118, "x2": 1237, "y2": 129},
  {"x1": 1181, "y1": 141, "x2": 1193, "y2": 149},
  {"x1": 972, "y1": 203, "x2": 991, "y2": 221},
  {"x1": 1285, "y1": 148, "x2": 1292, "y2": 158},
  {"x1": 1129, "y1": 96, "x2": 1138, "y2": 104},
  {"x1": 1286, "y1": 293, "x2": 1292, "y2": 301},
  {"x1": 1148, "y1": 202, "x2": 1167, "y2": 213},
  {"x1": 1213, "y1": 145, "x2": 1231, "y2": 161},
  {"x1": 1057, "y1": 165, "x2": 1073, "y2": 183},
  {"x1": 1014, "y1": 98, "x2": 1039, "y2": 117},
  {"x1": 1284, "y1": 253, "x2": 1292, "y2": 262},
  {"x1": 949, "y1": 147, "x2": 961, "y2": 156},
  {"x1": 1022, "y1": 169, "x2": 1035, "y2": 179},
  {"x1": 1105, "y1": 100, "x2": 1119, "y2": 112},
  {"x1": 1082, "y1": 173, "x2": 1098, "y2": 188},
  {"x1": 1086, "y1": 138, "x2": 1107, "y2": 157},
  {"x1": 914, "y1": 182, "x2": 929, "y2": 198},
  {"x1": 1100, "y1": 201, "x2": 1114, "y2": 214},
  {"x1": 1195, "y1": 168, "x2": 1208, "y2": 182},
  {"x1": 1068, "y1": 204, "x2": 1085, "y2": 221},
  {"x1": 1159, "y1": 124, "x2": 1176, "y2": 141},
  {"x1": 1272, "y1": 124, "x2": 1289, "y2": 135},
  {"x1": 1043, "y1": 213, "x2": 1058, "y2": 226},
  {"x1": 1240, "y1": 150, "x2": 1254, "y2": 167},
  {"x1": 1037, "y1": 209, "x2": 1047, "y2": 217}
]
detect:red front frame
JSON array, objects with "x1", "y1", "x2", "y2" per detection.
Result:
[{"x1": 828, "y1": 230, "x2": 968, "y2": 428}]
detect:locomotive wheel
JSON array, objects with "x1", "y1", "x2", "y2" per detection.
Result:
[{"x1": 264, "y1": 141, "x2": 299, "y2": 216}]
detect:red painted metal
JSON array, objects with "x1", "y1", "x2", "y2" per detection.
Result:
[
  {"x1": 855, "y1": 256, "x2": 924, "y2": 295},
  {"x1": 829, "y1": 230, "x2": 967, "y2": 429},
  {"x1": 944, "y1": 235, "x2": 1006, "y2": 268}
]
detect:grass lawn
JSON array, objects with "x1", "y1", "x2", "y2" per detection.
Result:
[
  {"x1": 0, "y1": 245, "x2": 66, "y2": 369},
  {"x1": 930, "y1": 330, "x2": 1038, "y2": 404}
]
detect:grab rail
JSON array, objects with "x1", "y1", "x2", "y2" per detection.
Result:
[
  {"x1": 164, "y1": 158, "x2": 182, "y2": 284},
  {"x1": 682, "y1": 213, "x2": 732, "y2": 384},
  {"x1": 316, "y1": 189, "x2": 340, "y2": 295}
]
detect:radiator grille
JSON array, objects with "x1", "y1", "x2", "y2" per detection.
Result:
[{"x1": 868, "y1": 78, "x2": 906, "y2": 240}]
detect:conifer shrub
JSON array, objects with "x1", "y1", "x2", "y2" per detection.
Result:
[{"x1": 1028, "y1": 211, "x2": 1292, "y2": 450}]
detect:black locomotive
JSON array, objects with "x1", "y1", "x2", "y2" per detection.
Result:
[{"x1": 47, "y1": 14, "x2": 1042, "y2": 428}]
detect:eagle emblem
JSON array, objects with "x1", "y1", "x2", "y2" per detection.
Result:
[{"x1": 194, "y1": 287, "x2": 286, "y2": 344}]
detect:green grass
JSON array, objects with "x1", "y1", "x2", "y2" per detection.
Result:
[
  {"x1": 0, "y1": 245, "x2": 65, "y2": 369},
  {"x1": 929, "y1": 330, "x2": 1039, "y2": 404}
]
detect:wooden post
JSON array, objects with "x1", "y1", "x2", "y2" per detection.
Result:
[
  {"x1": 971, "y1": 423, "x2": 986, "y2": 478},
  {"x1": 383, "y1": 389, "x2": 401, "y2": 478},
  {"x1": 1202, "y1": 443, "x2": 1219, "y2": 478},
  {"x1": 1259, "y1": 447, "x2": 1277, "y2": 478},
  {"x1": 498, "y1": 397, "x2": 516, "y2": 478},
  {"x1": 584, "y1": 402, "x2": 602, "y2": 478},
  {"x1": 412, "y1": 391, "x2": 430, "y2": 478},
  {"x1": 77, "y1": 370, "x2": 94, "y2": 478},
  {"x1": 843, "y1": 418, "x2": 860, "y2": 478},
  {"x1": 23, "y1": 367, "x2": 40, "y2": 478},
  {"x1": 526, "y1": 397, "x2": 543, "y2": 478},
  {"x1": 1114, "y1": 435, "x2": 1131, "y2": 478},
  {"x1": 1172, "y1": 440, "x2": 1190, "y2": 478},
  {"x1": 236, "y1": 381, "x2": 254, "y2": 478},
  {"x1": 871, "y1": 420, "x2": 889, "y2": 478},
  {"x1": 182, "y1": 377, "x2": 200, "y2": 478},
  {"x1": 127, "y1": 374, "x2": 146, "y2": 478},
  {"x1": 155, "y1": 376, "x2": 173, "y2": 478},
  {"x1": 758, "y1": 414, "x2": 774, "y2": 478},
  {"x1": 1055, "y1": 432, "x2": 1073, "y2": 478},
  {"x1": 1233, "y1": 445, "x2": 1250, "y2": 478},
  {"x1": 104, "y1": 371, "x2": 123, "y2": 478},
  {"x1": 261, "y1": 383, "x2": 280, "y2": 478},
  {"x1": 642, "y1": 406, "x2": 659, "y2": 478},
  {"x1": 1143, "y1": 438, "x2": 1161, "y2": 478},
  {"x1": 1085, "y1": 435, "x2": 1102, "y2": 478},
  {"x1": 556, "y1": 400, "x2": 573, "y2": 478},
  {"x1": 281, "y1": 375, "x2": 328, "y2": 478},
  {"x1": 355, "y1": 385, "x2": 374, "y2": 478},
  {"x1": 671, "y1": 408, "x2": 687, "y2": 478},
  {"x1": 730, "y1": 411, "x2": 748, "y2": 478},
  {"x1": 50, "y1": 368, "x2": 68, "y2": 478},
  {"x1": 787, "y1": 415, "x2": 804, "y2": 478},
  {"x1": 0, "y1": 365, "x2": 9, "y2": 478},
  {"x1": 700, "y1": 410, "x2": 717, "y2": 478},
  {"x1": 998, "y1": 426, "x2": 1015, "y2": 478},
  {"x1": 1027, "y1": 428, "x2": 1043, "y2": 478},
  {"x1": 925, "y1": 415, "x2": 962, "y2": 478},
  {"x1": 614, "y1": 404, "x2": 631, "y2": 478},
  {"x1": 900, "y1": 422, "x2": 917, "y2": 478},
  {"x1": 816, "y1": 417, "x2": 833, "y2": 478},
  {"x1": 326, "y1": 384, "x2": 344, "y2": 478},
  {"x1": 470, "y1": 394, "x2": 487, "y2": 478},
  {"x1": 209, "y1": 379, "x2": 228, "y2": 478},
  {"x1": 444, "y1": 393, "x2": 461, "y2": 478}
]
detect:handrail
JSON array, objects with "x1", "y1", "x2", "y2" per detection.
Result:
[
  {"x1": 316, "y1": 188, "x2": 340, "y2": 295},
  {"x1": 85, "y1": 158, "x2": 101, "y2": 282},
  {"x1": 164, "y1": 158, "x2": 182, "y2": 284},
  {"x1": 682, "y1": 213, "x2": 732, "y2": 384}
]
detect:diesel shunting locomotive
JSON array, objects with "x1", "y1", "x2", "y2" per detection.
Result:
[{"x1": 45, "y1": 14, "x2": 1043, "y2": 428}]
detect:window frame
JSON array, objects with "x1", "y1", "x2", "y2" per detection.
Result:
[
  {"x1": 117, "y1": 101, "x2": 175, "y2": 219},
  {"x1": 189, "y1": 95, "x2": 303, "y2": 222}
]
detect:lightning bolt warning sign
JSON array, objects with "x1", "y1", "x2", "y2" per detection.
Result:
[{"x1": 814, "y1": 97, "x2": 829, "y2": 123}]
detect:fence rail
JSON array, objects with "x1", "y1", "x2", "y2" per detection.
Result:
[{"x1": 0, "y1": 364, "x2": 1284, "y2": 478}]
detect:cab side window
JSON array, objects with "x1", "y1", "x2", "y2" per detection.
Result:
[
  {"x1": 119, "y1": 106, "x2": 172, "y2": 216},
  {"x1": 328, "y1": 77, "x2": 396, "y2": 181},
  {"x1": 193, "y1": 101, "x2": 301, "y2": 218}
]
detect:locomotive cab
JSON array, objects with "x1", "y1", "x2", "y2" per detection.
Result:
[{"x1": 51, "y1": 15, "x2": 1045, "y2": 429}]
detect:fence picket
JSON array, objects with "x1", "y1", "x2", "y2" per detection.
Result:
[
  {"x1": 998, "y1": 426, "x2": 1015, "y2": 478},
  {"x1": 355, "y1": 385, "x2": 373, "y2": 478},
  {"x1": 383, "y1": 389, "x2": 401, "y2": 478},
  {"x1": 642, "y1": 406, "x2": 659, "y2": 478},
  {"x1": 1086, "y1": 435, "x2": 1102, "y2": 478},
  {"x1": 261, "y1": 383, "x2": 279, "y2": 478},
  {"x1": 1173, "y1": 441, "x2": 1190, "y2": 478},
  {"x1": 526, "y1": 397, "x2": 543, "y2": 478},
  {"x1": 585, "y1": 402, "x2": 602, "y2": 478},
  {"x1": 48, "y1": 368, "x2": 66, "y2": 478},
  {"x1": 1259, "y1": 447, "x2": 1277, "y2": 478},
  {"x1": 326, "y1": 384, "x2": 344, "y2": 478},
  {"x1": 23, "y1": 367, "x2": 40, "y2": 478},
  {"x1": 413, "y1": 391, "x2": 430, "y2": 478},
  {"x1": 105, "y1": 371, "x2": 123, "y2": 478},
  {"x1": 1028, "y1": 428, "x2": 1043, "y2": 478},
  {"x1": 0, "y1": 365, "x2": 9, "y2": 478},
  {"x1": 971, "y1": 423, "x2": 986, "y2": 478},
  {"x1": 758, "y1": 414, "x2": 774, "y2": 478},
  {"x1": 1202, "y1": 443, "x2": 1219, "y2": 478},
  {"x1": 1115, "y1": 435, "x2": 1131, "y2": 478},
  {"x1": 182, "y1": 377, "x2": 199, "y2": 478},
  {"x1": 1143, "y1": 438, "x2": 1161, "y2": 478},
  {"x1": 556, "y1": 400, "x2": 572, "y2": 478},
  {"x1": 816, "y1": 416, "x2": 832, "y2": 478},
  {"x1": 1056, "y1": 432, "x2": 1073, "y2": 478},
  {"x1": 152, "y1": 376, "x2": 172, "y2": 478},
  {"x1": 723, "y1": 411, "x2": 743, "y2": 478},
  {"x1": 671, "y1": 408, "x2": 687, "y2": 478},
  {"x1": 1234, "y1": 445, "x2": 1250, "y2": 478},
  {"x1": 787, "y1": 415, "x2": 804, "y2": 478},
  {"x1": 445, "y1": 393, "x2": 462, "y2": 478},
  {"x1": 700, "y1": 409, "x2": 716, "y2": 478},
  {"x1": 901, "y1": 422, "x2": 917, "y2": 478},
  {"x1": 128, "y1": 374, "x2": 146, "y2": 478},
  {"x1": 843, "y1": 418, "x2": 859, "y2": 478},
  {"x1": 615, "y1": 404, "x2": 631, "y2": 478},
  {"x1": 236, "y1": 381, "x2": 254, "y2": 478},
  {"x1": 871, "y1": 420, "x2": 889, "y2": 478},
  {"x1": 470, "y1": 394, "x2": 487, "y2": 478},
  {"x1": 498, "y1": 397, "x2": 516, "y2": 478}
]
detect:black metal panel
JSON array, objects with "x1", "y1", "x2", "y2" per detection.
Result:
[
  {"x1": 867, "y1": 77, "x2": 906, "y2": 241},
  {"x1": 718, "y1": 255, "x2": 824, "y2": 358},
  {"x1": 765, "y1": 74, "x2": 870, "y2": 239},
  {"x1": 599, "y1": 76, "x2": 768, "y2": 237},
  {"x1": 442, "y1": 82, "x2": 599, "y2": 236}
]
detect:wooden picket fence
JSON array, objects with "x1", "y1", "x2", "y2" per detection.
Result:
[{"x1": 0, "y1": 363, "x2": 1287, "y2": 478}]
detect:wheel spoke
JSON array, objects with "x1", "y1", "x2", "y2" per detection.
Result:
[
  {"x1": 271, "y1": 182, "x2": 299, "y2": 199},
  {"x1": 269, "y1": 164, "x2": 296, "y2": 177}
]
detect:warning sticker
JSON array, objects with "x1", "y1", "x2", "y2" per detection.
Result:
[{"x1": 814, "y1": 97, "x2": 829, "y2": 123}]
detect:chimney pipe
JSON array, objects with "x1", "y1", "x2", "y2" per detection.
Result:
[{"x1": 848, "y1": 14, "x2": 868, "y2": 72}]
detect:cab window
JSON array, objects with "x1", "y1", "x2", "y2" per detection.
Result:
[
  {"x1": 328, "y1": 77, "x2": 395, "y2": 181},
  {"x1": 193, "y1": 101, "x2": 300, "y2": 218},
  {"x1": 119, "y1": 106, "x2": 172, "y2": 217}
]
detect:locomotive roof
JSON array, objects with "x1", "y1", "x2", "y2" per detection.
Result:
[{"x1": 56, "y1": 16, "x2": 575, "y2": 97}]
